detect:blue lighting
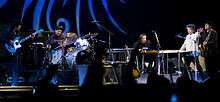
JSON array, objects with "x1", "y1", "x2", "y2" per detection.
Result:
[
  {"x1": 4, "y1": 0, "x2": 128, "y2": 35},
  {"x1": 63, "y1": 0, "x2": 68, "y2": 7},
  {"x1": 88, "y1": 0, "x2": 102, "y2": 31},
  {"x1": 56, "y1": 18, "x2": 70, "y2": 33},
  {"x1": 21, "y1": 0, "x2": 32, "y2": 22},
  {"x1": 101, "y1": 0, "x2": 127, "y2": 34},
  {"x1": 46, "y1": 0, "x2": 55, "y2": 32},
  {"x1": 0, "y1": 0, "x2": 7, "y2": 8},
  {"x1": 50, "y1": 75, "x2": 58, "y2": 85},
  {"x1": 33, "y1": 0, "x2": 45, "y2": 30},
  {"x1": 171, "y1": 94, "x2": 177, "y2": 102},
  {"x1": 77, "y1": 65, "x2": 88, "y2": 87},
  {"x1": 76, "y1": 0, "x2": 81, "y2": 36},
  {"x1": 120, "y1": 0, "x2": 127, "y2": 4},
  {"x1": 88, "y1": 0, "x2": 97, "y2": 22}
]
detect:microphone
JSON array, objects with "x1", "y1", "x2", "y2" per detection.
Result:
[
  {"x1": 152, "y1": 30, "x2": 158, "y2": 37},
  {"x1": 91, "y1": 20, "x2": 102, "y2": 23},
  {"x1": 151, "y1": 30, "x2": 156, "y2": 33},
  {"x1": 98, "y1": 40, "x2": 106, "y2": 43},
  {"x1": 175, "y1": 33, "x2": 185, "y2": 39}
]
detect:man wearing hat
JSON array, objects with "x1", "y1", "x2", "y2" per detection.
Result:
[
  {"x1": 45, "y1": 26, "x2": 65, "y2": 49},
  {"x1": 199, "y1": 21, "x2": 218, "y2": 77}
]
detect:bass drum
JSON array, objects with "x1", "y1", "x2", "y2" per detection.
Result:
[
  {"x1": 74, "y1": 38, "x2": 90, "y2": 51},
  {"x1": 75, "y1": 49, "x2": 93, "y2": 65},
  {"x1": 65, "y1": 48, "x2": 93, "y2": 69}
]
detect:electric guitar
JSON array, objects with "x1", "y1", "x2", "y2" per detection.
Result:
[
  {"x1": 132, "y1": 56, "x2": 140, "y2": 78},
  {"x1": 4, "y1": 29, "x2": 44, "y2": 55},
  {"x1": 199, "y1": 31, "x2": 212, "y2": 57},
  {"x1": 199, "y1": 41, "x2": 209, "y2": 57}
]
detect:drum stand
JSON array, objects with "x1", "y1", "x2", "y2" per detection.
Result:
[
  {"x1": 92, "y1": 20, "x2": 114, "y2": 49},
  {"x1": 103, "y1": 49, "x2": 119, "y2": 84},
  {"x1": 94, "y1": 21, "x2": 119, "y2": 84},
  {"x1": 103, "y1": 63, "x2": 119, "y2": 85}
]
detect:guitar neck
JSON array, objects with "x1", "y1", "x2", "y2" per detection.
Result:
[
  {"x1": 20, "y1": 35, "x2": 32, "y2": 43},
  {"x1": 204, "y1": 32, "x2": 211, "y2": 44},
  {"x1": 19, "y1": 31, "x2": 39, "y2": 43}
]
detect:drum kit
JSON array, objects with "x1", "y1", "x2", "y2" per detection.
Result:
[{"x1": 28, "y1": 31, "x2": 99, "y2": 70}]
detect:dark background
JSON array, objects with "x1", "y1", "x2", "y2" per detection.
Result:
[
  {"x1": 0, "y1": 0, "x2": 219, "y2": 59},
  {"x1": 129, "y1": 0, "x2": 219, "y2": 49}
]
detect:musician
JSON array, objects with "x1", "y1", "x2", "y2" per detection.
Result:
[
  {"x1": 133, "y1": 34, "x2": 152, "y2": 50},
  {"x1": 7, "y1": 22, "x2": 23, "y2": 86},
  {"x1": 45, "y1": 26, "x2": 79, "y2": 84},
  {"x1": 199, "y1": 21, "x2": 218, "y2": 77},
  {"x1": 7, "y1": 22, "x2": 36, "y2": 85},
  {"x1": 131, "y1": 33, "x2": 155, "y2": 74},
  {"x1": 8, "y1": 23, "x2": 23, "y2": 46},
  {"x1": 45, "y1": 26, "x2": 66, "y2": 49},
  {"x1": 180, "y1": 24, "x2": 202, "y2": 79}
]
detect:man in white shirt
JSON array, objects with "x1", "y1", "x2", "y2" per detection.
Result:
[
  {"x1": 180, "y1": 24, "x2": 200, "y2": 56},
  {"x1": 180, "y1": 24, "x2": 202, "y2": 80}
]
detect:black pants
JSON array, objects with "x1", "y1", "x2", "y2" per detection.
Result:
[
  {"x1": 206, "y1": 54, "x2": 219, "y2": 77},
  {"x1": 182, "y1": 55, "x2": 202, "y2": 79}
]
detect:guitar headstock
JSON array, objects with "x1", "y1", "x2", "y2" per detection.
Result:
[{"x1": 36, "y1": 29, "x2": 44, "y2": 33}]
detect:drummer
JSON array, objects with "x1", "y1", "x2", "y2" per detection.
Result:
[{"x1": 45, "y1": 26, "x2": 66, "y2": 50}]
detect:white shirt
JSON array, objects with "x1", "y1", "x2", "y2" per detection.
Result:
[{"x1": 180, "y1": 32, "x2": 200, "y2": 53}]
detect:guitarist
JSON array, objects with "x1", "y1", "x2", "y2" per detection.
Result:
[
  {"x1": 8, "y1": 23, "x2": 37, "y2": 65},
  {"x1": 130, "y1": 33, "x2": 155, "y2": 78},
  {"x1": 6, "y1": 22, "x2": 23, "y2": 86},
  {"x1": 8, "y1": 23, "x2": 23, "y2": 49},
  {"x1": 199, "y1": 21, "x2": 218, "y2": 77},
  {"x1": 6, "y1": 22, "x2": 36, "y2": 85}
]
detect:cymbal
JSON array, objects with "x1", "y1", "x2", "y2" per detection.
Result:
[
  {"x1": 83, "y1": 33, "x2": 98, "y2": 39},
  {"x1": 66, "y1": 32, "x2": 77, "y2": 38},
  {"x1": 43, "y1": 31, "x2": 53, "y2": 33},
  {"x1": 41, "y1": 31, "x2": 54, "y2": 34}
]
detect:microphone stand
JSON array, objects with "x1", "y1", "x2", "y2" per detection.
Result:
[
  {"x1": 92, "y1": 22, "x2": 114, "y2": 62},
  {"x1": 93, "y1": 22, "x2": 114, "y2": 49},
  {"x1": 95, "y1": 23, "x2": 119, "y2": 83},
  {"x1": 153, "y1": 31, "x2": 163, "y2": 75}
]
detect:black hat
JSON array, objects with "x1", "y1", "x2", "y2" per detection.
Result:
[
  {"x1": 55, "y1": 25, "x2": 64, "y2": 31},
  {"x1": 204, "y1": 20, "x2": 215, "y2": 27}
]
